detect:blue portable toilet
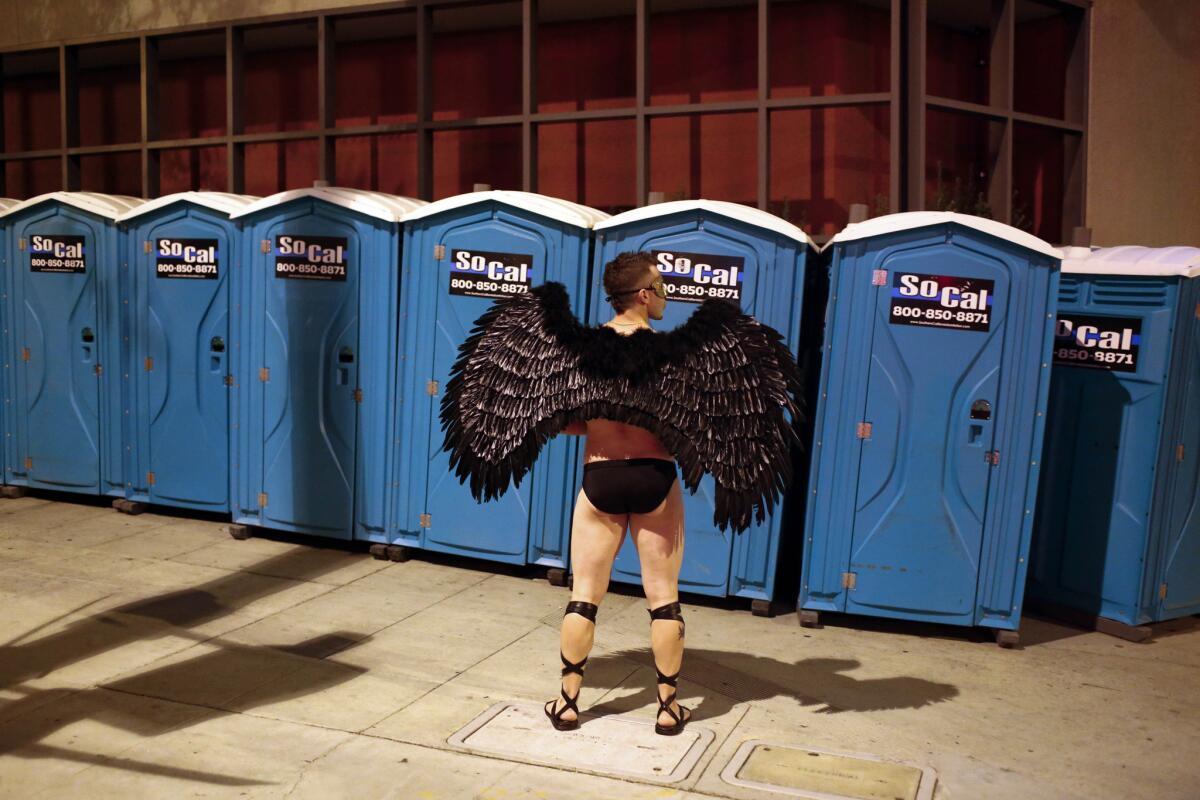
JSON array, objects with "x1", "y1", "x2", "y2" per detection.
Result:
[
  {"x1": 0, "y1": 198, "x2": 18, "y2": 494},
  {"x1": 1030, "y1": 246, "x2": 1200, "y2": 641},
  {"x1": 801, "y1": 212, "x2": 1061, "y2": 645},
  {"x1": 0, "y1": 192, "x2": 145, "y2": 498},
  {"x1": 114, "y1": 192, "x2": 258, "y2": 514},
  {"x1": 590, "y1": 200, "x2": 817, "y2": 611},
  {"x1": 386, "y1": 190, "x2": 607, "y2": 573},
  {"x1": 228, "y1": 188, "x2": 425, "y2": 541}
]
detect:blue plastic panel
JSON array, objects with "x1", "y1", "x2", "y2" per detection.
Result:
[
  {"x1": 124, "y1": 206, "x2": 233, "y2": 512},
  {"x1": 803, "y1": 223, "x2": 1058, "y2": 631},
  {"x1": 4, "y1": 204, "x2": 122, "y2": 495},
  {"x1": 589, "y1": 213, "x2": 808, "y2": 600},
  {"x1": 391, "y1": 206, "x2": 585, "y2": 567}
]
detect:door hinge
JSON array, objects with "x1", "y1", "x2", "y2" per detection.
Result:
[
  {"x1": 426, "y1": 380, "x2": 439, "y2": 396},
  {"x1": 261, "y1": 239, "x2": 271, "y2": 254},
  {"x1": 871, "y1": 269, "x2": 888, "y2": 286},
  {"x1": 20, "y1": 347, "x2": 30, "y2": 362},
  {"x1": 146, "y1": 471, "x2": 156, "y2": 486},
  {"x1": 856, "y1": 422, "x2": 872, "y2": 439},
  {"x1": 419, "y1": 513, "x2": 432, "y2": 528},
  {"x1": 1177, "y1": 444, "x2": 1185, "y2": 462},
  {"x1": 258, "y1": 492, "x2": 268, "y2": 508},
  {"x1": 24, "y1": 456, "x2": 32, "y2": 470},
  {"x1": 985, "y1": 450, "x2": 1001, "y2": 466},
  {"x1": 1159, "y1": 582, "x2": 1168, "y2": 601},
  {"x1": 18, "y1": 238, "x2": 26, "y2": 251},
  {"x1": 433, "y1": 244, "x2": 446, "y2": 261},
  {"x1": 259, "y1": 367, "x2": 270, "y2": 383},
  {"x1": 143, "y1": 240, "x2": 152, "y2": 254},
  {"x1": 144, "y1": 356, "x2": 154, "y2": 372},
  {"x1": 224, "y1": 374, "x2": 235, "y2": 387},
  {"x1": 841, "y1": 572, "x2": 857, "y2": 590},
  {"x1": 94, "y1": 364, "x2": 103, "y2": 376},
  {"x1": 353, "y1": 388, "x2": 363, "y2": 403}
]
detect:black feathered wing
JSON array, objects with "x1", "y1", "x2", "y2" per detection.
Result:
[{"x1": 440, "y1": 282, "x2": 803, "y2": 532}]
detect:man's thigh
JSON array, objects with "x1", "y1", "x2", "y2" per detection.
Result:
[{"x1": 569, "y1": 489, "x2": 627, "y2": 602}]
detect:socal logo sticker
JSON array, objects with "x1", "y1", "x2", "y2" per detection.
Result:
[
  {"x1": 29, "y1": 234, "x2": 87, "y2": 274},
  {"x1": 156, "y1": 238, "x2": 219, "y2": 279},
  {"x1": 652, "y1": 250, "x2": 743, "y2": 304},
  {"x1": 274, "y1": 235, "x2": 348, "y2": 281},
  {"x1": 889, "y1": 272, "x2": 994, "y2": 332},
  {"x1": 1053, "y1": 314, "x2": 1141, "y2": 373},
  {"x1": 448, "y1": 249, "x2": 533, "y2": 299}
]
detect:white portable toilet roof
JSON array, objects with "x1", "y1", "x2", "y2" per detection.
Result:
[
  {"x1": 117, "y1": 191, "x2": 260, "y2": 222},
  {"x1": 402, "y1": 190, "x2": 610, "y2": 229},
  {"x1": 230, "y1": 187, "x2": 426, "y2": 223},
  {"x1": 829, "y1": 211, "x2": 1061, "y2": 259},
  {"x1": 594, "y1": 199, "x2": 812, "y2": 246},
  {"x1": 0, "y1": 198, "x2": 19, "y2": 214},
  {"x1": 0, "y1": 192, "x2": 145, "y2": 220},
  {"x1": 1062, "y1": 246, "x2": 1200, "y2": 279}
]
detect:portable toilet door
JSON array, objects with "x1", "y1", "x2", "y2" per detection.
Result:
[
  {"x1": 115, "y1": 192, "x2": 258, "y2": 513},
  {"x1": 0, "y1": 198, "x2": 17, "y2": 491},
  {"x1": 1031, "y1": 247, "x2": 1200, "y2": 640},
  {"x1": 229, "y1": 188, "x2": 425, "y2": 540},
  {"x1": 389, "y1": 191, "x2": 606, "y2": 569},
  {"x1": 590, "y1": 200, "x2": 815, "y2": 607},
  {"x1": 801, "y1": 212, "x2": 1061, "y2": 644},
  {"x1": 0, "y1": 192, "x2": 144, "y2": 497}
]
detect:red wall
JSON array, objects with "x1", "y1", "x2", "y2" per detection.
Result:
[{"x1": 4, "y1": 74, "x2": 61, "y2": 152}]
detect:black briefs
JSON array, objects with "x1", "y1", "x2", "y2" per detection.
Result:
[{"x1": 582, "y1": 458, "x2": 677, "y2": 516}]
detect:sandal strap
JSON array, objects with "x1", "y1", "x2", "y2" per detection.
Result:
[
  {"x1": 560, "y1": 651, "x2": 588, "y2": 678},
  {"x1": 655, "y1": 668, "x2": 679, "y2": 688}
]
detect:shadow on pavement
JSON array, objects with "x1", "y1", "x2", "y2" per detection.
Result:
[{"x1": 586, "y1": 649, "x2": 959, "y2": 720}]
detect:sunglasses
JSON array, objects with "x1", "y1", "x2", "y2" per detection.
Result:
[{"x1": 605, "y1": 275, "x2": 667, "y2": 302}]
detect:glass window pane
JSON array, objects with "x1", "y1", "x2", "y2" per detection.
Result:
[
  {"x1": 244, "y1": 139, "x2": 319, "y2": 195},
  {"x1": 1015, "y1": 0, "x2": 1084, "y2": 121},
  {"x1": 650, "y1": 112, "x2": 756, "y2": 205},
  {"x1": 159, "y1": 146, "x2": 228, "y2": 193},
  {"x1": 79, "y1": 152, "x2": 141, "y2": 196},
  {"x1": 78, "y1": 41, "x2": 141, "y2": 147},
  {"x1": 157, "y1": 33, "x2": 227, "y2": 140},
  {"x1": 770, "y1": 0, "x2": 891, "y2": 98},
  {"x1": 243, "y1": 23, "x2": 318, "y2": 134},
  {"x1": 538, "y1": 1, "x2": 635, "y2": 112},
  {"x1": 925, "y1": 108, "x2": 1004, "y2": 216},
  {"x1": 5, "y1": 158, "x2": 61, "y2": 198},
  {"x1": 335, "y1": 133, "x2": 419, "y2": 196},
  {"x1": 433, "y1": 126, "x2": 522, "y2": 198},
  {"x1": 770, "y1": 105, "x2": 891, "y2": 237},
  {"x1": 1013, "y1": 123, "x2": 1079, "y2": 243},
  {"x1": 650, "y1": 0, "x2": 757, "y2": 106},
  {"x1": 537, "y1": 119, "x2": 636, "y2": 214},
  {"x1": 926, "y1": 0, "x2": 991, "y2": 106},
  {"x1": 433, "y1": 4, "x2": 522, "y2": 120},
  {"x1": 335, "y1": 13, "x2": 418, "y2": 127},
  {"x1": 3, "y1": 50, "x2": 61, "y2": 152}
]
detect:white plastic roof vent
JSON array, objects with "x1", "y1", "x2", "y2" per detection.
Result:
[
  {"x1": 594, "y1": 199, "x2": 812, "y2": 246},
  {"x1": 828, "y1": 211, "x2": 1061, "y2": 259},
  {"x1": 0, "y1": 192, "x2": 146, "y2": 220},
  {"x1": 1063, "y1": 246, "x2": 1200, "y2": 279},
  {"x1": 230, "y1": 187, "x2": 426, "y2": 223},
  {"x1": 117, "y1": 191, "x2": 260, "y2": 222},
  {"x1": 402, "y1": 190, "x2": 610, "y2": 229}
]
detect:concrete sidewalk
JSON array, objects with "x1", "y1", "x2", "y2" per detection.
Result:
[{"x1": 0, "y1": 495, "x2": 1197, "y2": 799}]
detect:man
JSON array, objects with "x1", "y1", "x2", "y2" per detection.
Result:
[{"x1": 544, "y1": 251, "x2": 692, "y2": 736}]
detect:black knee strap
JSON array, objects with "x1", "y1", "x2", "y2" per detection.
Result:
[
  {"x1": 648, "y1": 601, "x2": 684, "y2": 624},
  {"x1": 565, "y1": 601, "x2": 598, "y2": 623}
]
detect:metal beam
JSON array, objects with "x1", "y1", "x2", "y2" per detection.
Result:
[
  {"x1": 903, "y1": 0, "x2": 926, "y2": 211},
  {"x1": 756, "y1": 0, "x2": 768, "y2": 210},
  {"x1": 225, "y1": 25, "x2": 244, "y2": 193},
  {"x1": 416, "y1": 4, "x2": 433, "y2": 199},
  {"x1": 59, "y1": 45, "x2": 80, "y2": 189},
  {"x1": 140, "y1": 35, "x2": 160, "y2": 197},
  {"x1": 521, "y1": 0, "x2": 537, "y2": 192},
  {"x1": 635, "y1": 0, "x2": 648, "y2": 206},
  {"x1": 318, "y1": 15, "x2": 336, "y2": 184}
]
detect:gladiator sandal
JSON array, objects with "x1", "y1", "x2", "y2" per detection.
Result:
[
  {"x1": 648, "y1": 602, "x2": 692, "y2": 736},
  {"x1": 544, "y1": 600, "x2": 597, "y2": 731}
]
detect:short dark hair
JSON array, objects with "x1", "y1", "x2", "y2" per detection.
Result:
[{"x1": 603, "y1": 251, "x2": 658, "y2": 312}]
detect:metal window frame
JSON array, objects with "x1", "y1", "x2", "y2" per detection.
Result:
[{"x1": 0, "y1": 0, "x2": 1089, "y2": 237}]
